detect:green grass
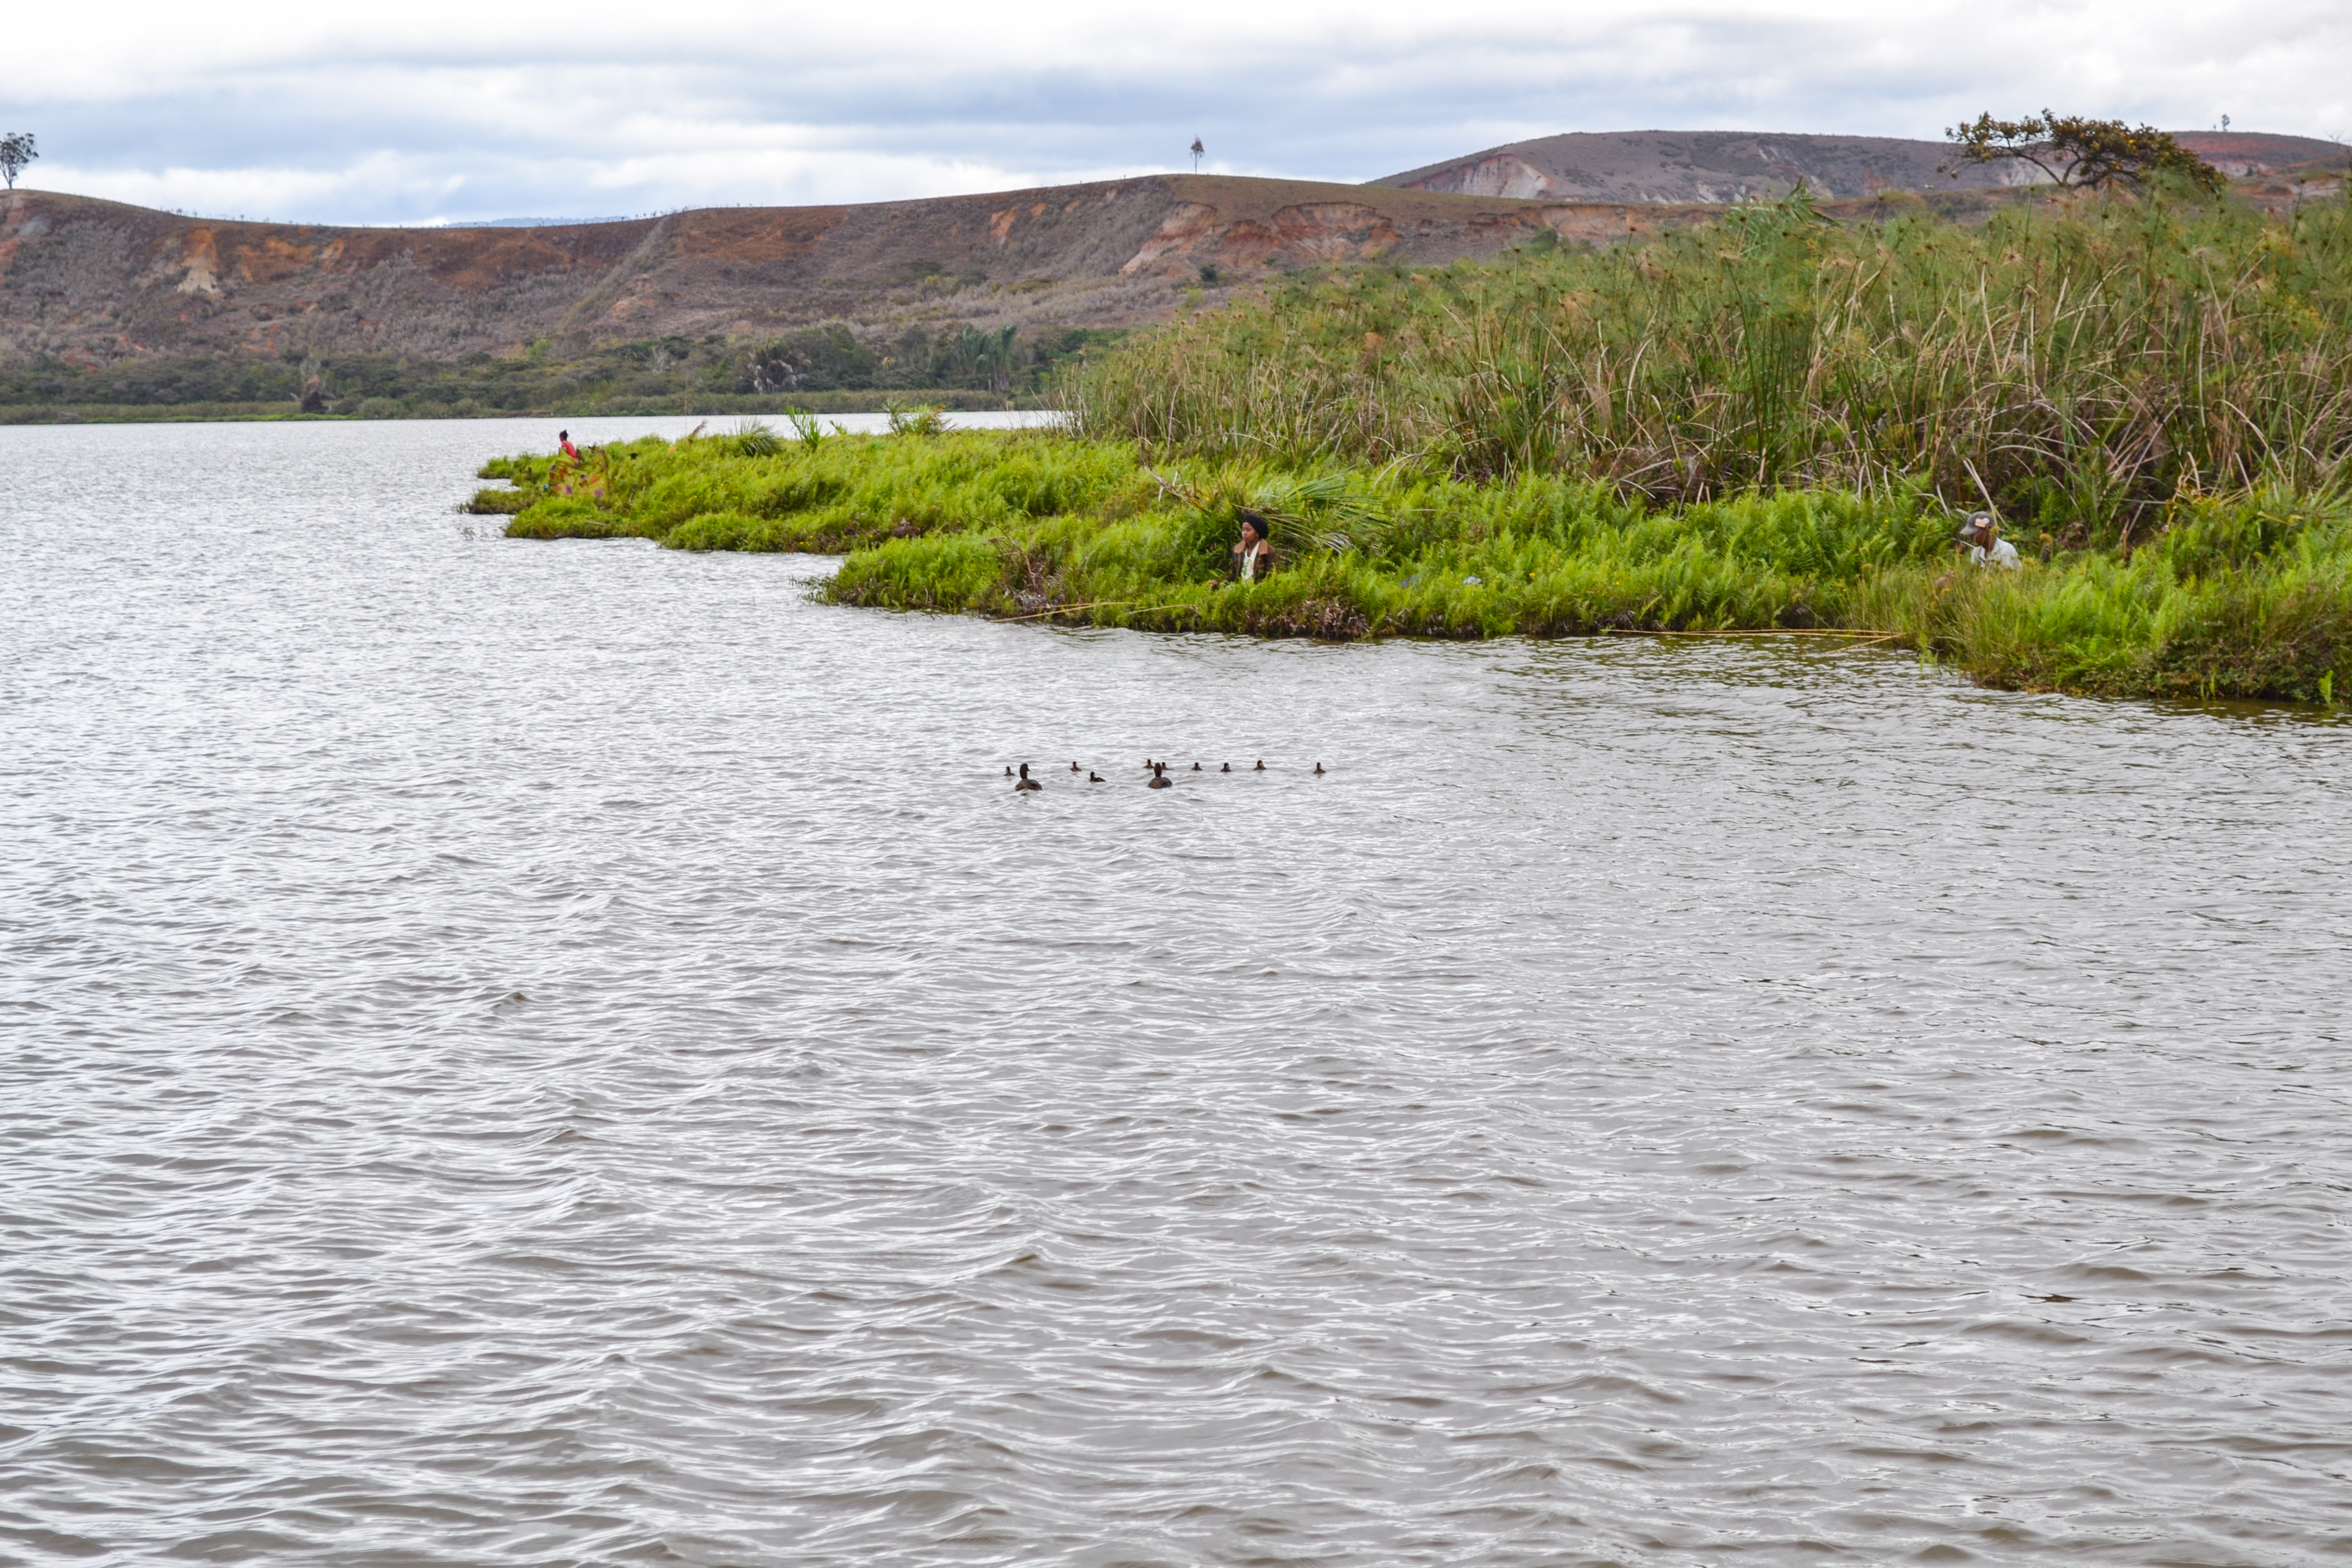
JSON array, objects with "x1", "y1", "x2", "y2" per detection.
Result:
[
  {"x1": 485, "y1": 424, "x2": 2351, "y2": 703},
  {"x1": 485, "y1": 423, "x2": 1148, "y2": 550}
]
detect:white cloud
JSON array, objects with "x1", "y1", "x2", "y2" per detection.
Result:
[{"x1": 5, "y1": 0, "x2": 2345, "y2": 224}]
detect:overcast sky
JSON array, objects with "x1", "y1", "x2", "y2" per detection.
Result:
[{"x1": 6, "y1": 0, "x2": 2346, "y2": 226}]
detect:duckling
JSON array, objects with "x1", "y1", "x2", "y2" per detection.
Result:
[
  {"x1": 1192, "y1": 761, "x2": 1202, "y2": 771},
  {"x1": 1088, "y1": 771, "x2": 1104, "y2": 783},
  {"x1": 1147, "y1": 762, "x2": 1172, "y2": 789},
  {"x1": 1004, "y1": 765, "x2": 1014, "y2": 777},
  {"x1": 1069, "y1": 761, "x2": 1081, "y2": 772},
  {"x1": 1253, "y1": 759, "x2": 1265, "y2": 772},
  {"x1": 1314, "y1": 762, "x2": 1326, "y2": 775},
  {"x1": 1014, "y1": 763, "x2": 1042, "y2": 792},
  {"x1": 1221, "y1": 762, "x2": 1231, "y2": 773}
]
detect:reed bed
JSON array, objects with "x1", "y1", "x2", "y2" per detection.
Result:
[{"x1": 1069, "y1": 187, "x2": 2352, "y2": 550}]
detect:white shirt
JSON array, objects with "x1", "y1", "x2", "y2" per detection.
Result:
[{"x1": 1968, "y1": 537, "x2": 2022, "y2": 569}]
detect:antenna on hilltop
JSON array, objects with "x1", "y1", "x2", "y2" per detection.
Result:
[{"x1": 1190, "y1": 137, "x2": 1204, "y2": 174}]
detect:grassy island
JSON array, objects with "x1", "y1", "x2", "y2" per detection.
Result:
[{"x1": 481, "y1": 188, "x2": 2352, "y2": 704}]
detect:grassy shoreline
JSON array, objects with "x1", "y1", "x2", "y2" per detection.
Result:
[
  {"x1": 476, "y1": 189, "x2": 2352, "y2": 705},
  {"x1": 483, "y1": 426, "x2": 2348, "y2": 704}
]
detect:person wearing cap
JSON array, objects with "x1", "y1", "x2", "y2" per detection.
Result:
[
  {"x1": 1959, "y1": 511, "x2": 2020, "y2": 569},
  {"x1": 1231, "y1": 509, "x2": 1278, "y2": 582}
]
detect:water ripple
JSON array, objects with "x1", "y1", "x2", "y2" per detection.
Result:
[{"x1": 2, "y1": 417, "x2": 2349, "y2": 1566}]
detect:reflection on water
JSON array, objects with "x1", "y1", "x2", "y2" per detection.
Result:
[{"x1": 2, "y1": 417, "x2": 2348, "y2": 1567}]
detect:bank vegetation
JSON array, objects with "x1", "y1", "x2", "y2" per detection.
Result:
[{"x1": 485, "y1": 185, "x2": 2352, "y2": 704}]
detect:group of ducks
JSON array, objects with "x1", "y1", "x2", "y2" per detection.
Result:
[{"x1": 1008, "y1": 758, "x2": 1326, "y2": 791}]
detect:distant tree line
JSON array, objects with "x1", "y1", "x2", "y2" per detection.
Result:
[
  {"x1": 741, "y1": 323, "x2": 1120, "y2": 397},
  {"x1": 0, "y1": 322, "x2": 1122, "y2": 416}
]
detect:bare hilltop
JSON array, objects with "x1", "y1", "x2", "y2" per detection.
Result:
[
  {"x1": 1375, "y1": 129, "x2": 2347, "y2": 204},
  {"x1": 1, "y1": 130, "x2": 2342, "y2": 419}
]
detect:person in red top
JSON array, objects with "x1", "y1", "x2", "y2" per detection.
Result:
[{"x1": 558, "y1": 429, "x2": 580, "y2": 461}]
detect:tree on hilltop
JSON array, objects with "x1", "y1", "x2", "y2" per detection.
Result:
[
  {"x1": 1, "y1": 132, "x2": 36, "y2": 191},
  {"x1": 1942, "y1": 112, "x2": 2224, "y2": 195}
]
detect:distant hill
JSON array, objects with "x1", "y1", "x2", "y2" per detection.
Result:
[
  {"x1": 2, "y1": 131, "x2": 2343, "y2": 418},
  {"x1": 459, "y1": 216, "x2": 642, "y2": 229},
  {"x1": 3, "y1": 175, "x2": 1771, "y2": 414},
  {"x1": 1374, "y1": 129, "x2": 2349, "y2": 204},
  {"x1": 0, "y1": 176, "x2": 1713, "y2": 369},
  {"x1": 2171, "y1": 131, "x2": 2352, "y2": 179}
]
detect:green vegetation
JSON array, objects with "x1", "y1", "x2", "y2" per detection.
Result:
[
  {"x1": 0, "y1": 322, "x2": 1118, "y2": 421},
  {"x1": 1071, "y1": 186, "x2": 2352, "y2": 550},
  {"x1": 480, "y1": 420, "x2": 1143, "y2": 554},
  {"x1": 744, "y1": 323, "x2": 1119, "y2": 401},
  {"x1": 1942, "y1": 113, "x2": 2226, "y2": 195},
  {"x1": 483, "y1": 422, "x2": 2348, "y2": 703},
  {"x1": 476, "y1": 188, "x2": 2352, "y2": 705}
]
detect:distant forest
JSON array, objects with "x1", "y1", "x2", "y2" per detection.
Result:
[{"x1": 0, "y1": 321, "x2": 1120, "y2": 418}]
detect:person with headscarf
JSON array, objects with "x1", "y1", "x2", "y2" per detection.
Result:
[
  {"x1": 1959, "y1": 510, "x2": 2020, "y2": 569},
  {"x1": 1231, "y1": 509, "x2": 1277, "y2": 582}
]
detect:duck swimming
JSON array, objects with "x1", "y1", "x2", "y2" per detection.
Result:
[
  {"x1": 1314, "y1": 762, "x2": 1326, "y2": 775},
  {"x1": 1014, "y1": 763, "x2": 1042, "y2": 792},
  {"x1": 1069, "y1": 761, "x2": 1081, "y2": 772},
  {"x1": 1192, "y1": 762, "x2": 1202, "y2": 771},
  {"x1": 1088, "y1": 771, "x2": 1104, "y2": 783},
  {"x1": 1004, "y1": 766, "x2": 1013, "y2": 777},
  {"x1": 1148, "y1": 762, "x2": 1172, "y2": 789},
  {"x1": 1253, "y1": 760, "x2": 1265, "y2": 771}
]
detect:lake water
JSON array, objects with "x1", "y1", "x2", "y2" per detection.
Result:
[{"x1": 4, "y1": 416, "x2": 2348, "y2": 1567}]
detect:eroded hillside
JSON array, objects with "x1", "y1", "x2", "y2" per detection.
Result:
[{"x1": 0, "y1": 177, "x2": 1724, "y2": 374}]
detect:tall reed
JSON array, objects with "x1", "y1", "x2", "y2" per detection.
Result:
[{"x1": 1069, "y1": 188, "x2": 2352, "y2": 547}]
